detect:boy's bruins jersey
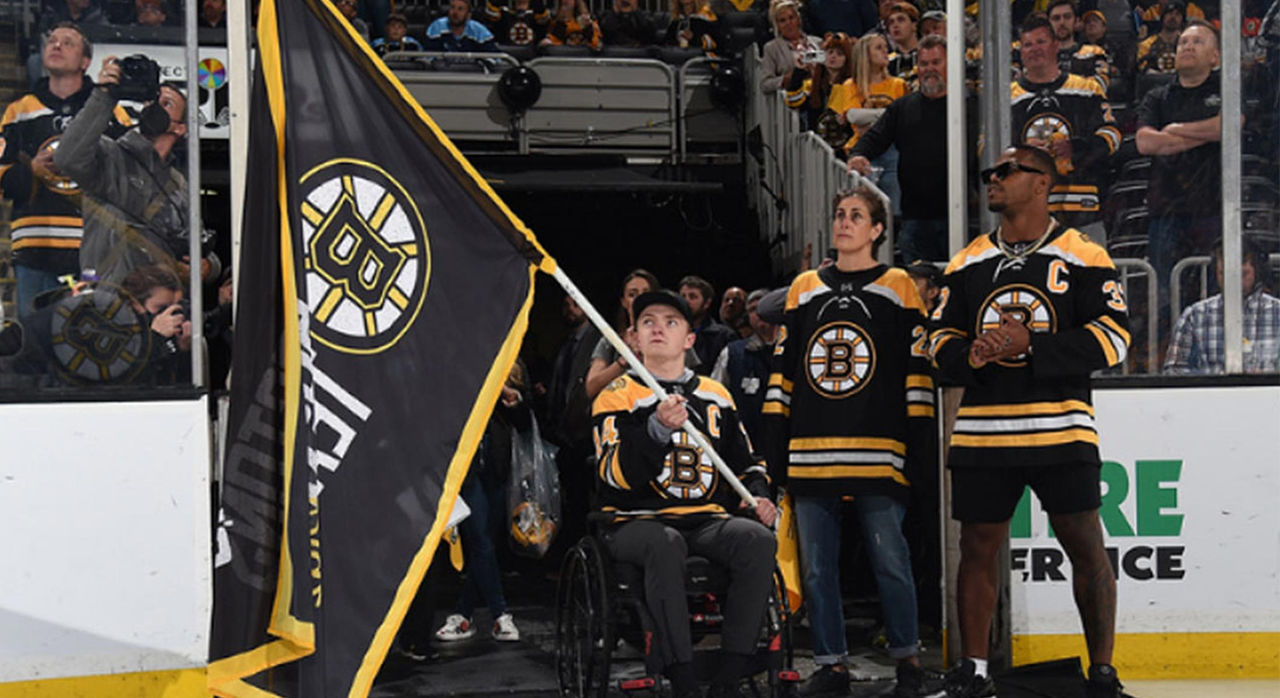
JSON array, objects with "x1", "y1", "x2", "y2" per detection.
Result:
[
  {"x1": 929, "y1": 223, "x2": 1130, "y2": 469},
  {"x1": 0, "y1": 79, "x2": 132, "y2": 271},
  {"x1": 760, "y1": 265, "x2": 937, "y2": 501},
  {"x1": 1057, "y1": 43, "x2": 1111, "y2": 92},
  {"x1": 1011, "y1": 72, "x2": 1121, "y2": 226},
  {"x1": 591, "y1": 370, "x2": 769, "y2": 526}
]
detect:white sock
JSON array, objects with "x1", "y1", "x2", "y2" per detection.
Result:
[{"x1": 967, "y1": 657, "x2": 989, "y2": 678}]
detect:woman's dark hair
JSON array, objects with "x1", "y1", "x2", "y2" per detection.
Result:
[
  {"x1": 809, "y1": 32, "x2": 854, "y2": 110},
  {"x1": 615, "y1": 268, "x2": 661, "y2": 329},
  {"x1": 121, "y1": 264, "x2": 181, "y2": 308},
  {"x1": 831, "y1": 185, "x2": 889, "y2": 255}
]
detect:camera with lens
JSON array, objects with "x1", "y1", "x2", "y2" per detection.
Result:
[
  {"x1": 801, "y1": 48, "x2": 825, "y2": 65},
  {"x1": 112, "y1": 55, "x2": 161, "y2": 102}
]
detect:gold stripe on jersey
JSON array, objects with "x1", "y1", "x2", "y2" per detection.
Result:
[
  {"x1": 11, "y1": 215, "x2": 82, "y2": 230},
  {"x1": 789, "y1": 465, "x2": 909, "y2": 486},
  {"x1": 943, "y1": 234, "x2": 1000, "y2": 275},
  {"x1": 1087, "y1": 324, "x2": 1118, "y2": 366},
  {"x1": 600, "y1": 503, "x2": 729, "y2": 519},
  {"x1": 908, "y1": 405, "x2": 934, "y2": 417},
  {"x1": 790, "y1": 436, "x2": 906, "y2": 455},
  {"x1": 906, "y1": 375, "x2": 933, "y2": 389},
  {"x1": 957, "y1": 399, "x2": 1094, "y2": 418},
  {"x1": 1098, "y1": 315, "x2": 1130, "y2": 344},
  {"x1": 1, "y1": 96, "x2": 54, "y2": 125},
  {"x1": 865, "y1": 267, "x2": 930, "y2": 313},
  {"x1": 694, "y1": 376, "x2": 735, "y2": 407},
  {"x1": 597, "y1": 443, "x2": 631, "y2": 491},
  {"x1": 1042, "y1": 228, "x2": 1117, "y2": 269},
  {"x1": 951, "y1": 428, "x2": 1099, "y2": 448},
  {"x1": 592, "y1": 375, "x2": 657, "y2": 416},
  {"x1": 785, "y1": 270, "x2": 830, "y2": 311},
  {"x1": 12, "y1": 237, "x2": 79, "y2": 250}
]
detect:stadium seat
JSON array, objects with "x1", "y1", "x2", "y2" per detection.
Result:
[
  {"x1": 539, "y1": 44, "x2": 594, "y2": 57},
  {"x1": 499, "y1": 44, "x2": 537, "y2": 62},
  {"x1": 601, "y1": 46, "x2": 657, "y2": 59},
  {"x1": 656, "y1": 46, "x2": 705, "y2": 65}
]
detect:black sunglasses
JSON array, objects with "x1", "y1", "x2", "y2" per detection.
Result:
[{"x1": 981, "y1": 161, "x2": 1046, "y2": 181}]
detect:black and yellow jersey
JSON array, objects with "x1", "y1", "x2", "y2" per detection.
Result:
[
  {"x1": 888, "y1": 47, "x2": 918, "y2": 88},
  {"x1": 1058, "y1": 43, "x2": 1111, "y2": 92},
  {"x1": 0, "y1": 79, "x2": 132, "y2": 272},
  {"x1": 1136, "y1": 33, "x2": 1178, "y2": 74},
  {"x1": 760, "y1": 265, "x2": 937, "y2": 501},
  {"x1": 929, "y1": 224, "x2": 1130, "y2": 469},
  {"x1": 484, "y1": 0, "x2": 550, "y2": 45},
  {"x1": 1011, "y1": 72, "x2": 1120, "y2": 227},
  {"x1": 591, "y1": 370, "x2": 770, "y2": 526}
]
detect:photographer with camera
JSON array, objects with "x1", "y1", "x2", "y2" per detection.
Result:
[{"x1": 54, "y1": 54, "x2": 220, "y2": 287}]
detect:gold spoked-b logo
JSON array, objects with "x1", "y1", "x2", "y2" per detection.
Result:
[
  {"x1": 49, "y1": 290, "x2": 150, "y2": 384},
  {"x1": 655, "y1": 431, "x2": 717, "y2": 500},
  {"x1": 806, "y1": 321, "x2": 876, "y2": 398},
  {"x1": 977, "y1": 284, "x2": 1057, "y2": 367},
  {"x1": 299, "y1": 159, "x2": 430, "y2": 354}
]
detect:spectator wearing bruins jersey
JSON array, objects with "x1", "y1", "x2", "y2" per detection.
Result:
[
  {"x1": 760, "y1": 186, "x2": 938, "y2": 698},
  {"x1": 485, "y1": 0, "x2": 551, "y2": 46},
  {"x1": 591, "y1": 290, "x2": 777, "y2": 698},
  {"x1": 1, "y1": 23, "x2": 131, "y2": 319},
  {"x1": 883, "y1": 2, "x2": 919, "y2": 87},
  {"x1": 930, "y1": 145, "x2": 1129, "y2": 698},
  {"x1": 1136, "y1": 1, "x2": 1186, "y2": 74},
  {"x1": 1011, "y1": 14, "x2": 1120, "y2": 238},
  {"x1": 1047, "y1": 0, "x2": 1111, "y2": 91}
]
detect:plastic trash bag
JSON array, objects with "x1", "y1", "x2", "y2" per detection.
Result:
[{"x1": 508, "y1": 418, "x2": 561, "y2": 558}]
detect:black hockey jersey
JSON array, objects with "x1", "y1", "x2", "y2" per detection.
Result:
[
  {"x1": 0, "y1": 79, "x2": 132, "y2": 272},
  {"x1": 760, "y1": 265, "x2": 937, "y2": 501},
  {"x1": 1011, "y1": 72, "x2": 1120, "y2": 227},
  {"x1": 1057, "y1": 43, "x2": 1111, "y2": 91},
  {"x1": 591, "y1": 370, "x2": 770, "y2": 526},
  {"x1": 484, "y1": 0, "x2": 550, "y2": 45},
  {"x1": 929, "y1": 224, "x2": 1130, "y2": 469}
]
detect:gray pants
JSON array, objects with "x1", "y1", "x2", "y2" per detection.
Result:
[{"x1": 602, "y1": 516, "x2": 777, "y2": 668}]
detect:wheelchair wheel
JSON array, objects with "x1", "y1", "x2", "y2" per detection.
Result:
[{"x1": 555, "y1": 537, "x2": 613, "y2": 698}]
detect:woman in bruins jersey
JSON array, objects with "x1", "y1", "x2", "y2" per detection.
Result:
[{"x1": 761, "y1": 186, "x2": 937, "y2": 698}]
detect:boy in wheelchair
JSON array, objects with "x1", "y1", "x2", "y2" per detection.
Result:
[{"x1": 591, "y1": 290, "x2": 779, "y2": 698}]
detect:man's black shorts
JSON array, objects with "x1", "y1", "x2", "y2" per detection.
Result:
[{"x1": 950, "y1": 462, "x2": 1101, "y2": 523}]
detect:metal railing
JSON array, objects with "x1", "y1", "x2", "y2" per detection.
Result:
[
  {"x1": 1171, "y1": 253, "x2": 1280, "y2": 328},
  {"x1": 1112, "y1": 257, "x2": 1159, "y2": 374}
]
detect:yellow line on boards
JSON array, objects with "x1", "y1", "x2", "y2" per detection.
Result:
[
  {"x1": 0, "y1": 668, "x2": 207, "y2": 697},
  {"x1": 1013, "y1": 632, "x2": 1280, "y2": 679}
]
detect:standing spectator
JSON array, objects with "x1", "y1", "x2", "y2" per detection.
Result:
[
  {"x1": 427, "y1": 0, "x2": 498, "y2": 51},
  {"x1": 679, "y1": 275, "x2": 739, "y2": 374},
  {"x1": 1164, "y1": 237, "x2": 1280, "y2": 375},
  {"x1": 785, "y1": 31, "x2": 856, "y2": 150},
  {"x1": 884, "y1": 2, "x2": 919, "y2": 86},
  {"x1": 541, "y1": 0, "x2": 602, "y2": 50},
  {"x1": 2, "y1": 23, "x2": 131, "y2": 319},
  {"x1": 599, "y1": 0, "x2": 656, "y2": 48},
  {"x1": 1135, "y1": 19, "x2": 1223, "y2": 324},
  {"x1": 336, "y1": 0, "x2": 371, "y2": 40},
  {"x1": 847, "y1": 34, "x2": 967, "y2": 262},
  {"x1": 832, "y1": 31, "x2": 906, "y2": 213},
  {"x1": 802, "y1": 0, "x2": 877, "y2": 39},
  {"x1": 1140, "y1": 0, "x2": 1204, "y2": 36},
  {"x1": 662, "y1": 0, "x2": 720, "y2": 54},
  {"x1": 761, "y1": 186, "x2": 937, "y2": 698},
  {"x1": 55, "y1": 61, "x2": 217, "y2": 286},
  {"x1": 546, "y1": 294, "x2": 600, "y2": 556},
  {"x1": 1049, "y1": 0, "x2": 1112, "y2": 91},
  {"x1": 919, "y1": 9, "x2": 944, "y2": 37},
  {"x1": 199, "y1": 0, "x2": 226, "y2": 27},
  {"x1": 1136, "y1": 0, "x2": 1185, "y2": 73},
  {"x1": 486, "y1": 0, "x2": 552, "y2": 47},
  {"x1": 435, "y1": 362, "x2": 530, "y2": 644},
  {"x1": 373, "y1": 13, "x2": 424, "y2": 55},
  {"x1": 29, "y1": 1, "x2": 105, "y2": 89},
  {"x1": 711, "y1": 287, "x2": 776, "y2": 440},
  {"x1": 1011, "y1": 13, "x2": 1120, "y2": 238},
  {"x1": 931, "y1": 145, "x2": 1129, "y2": 698},
  {"x1": 133, "y1": 0, "x2": 169, "y2": 27},
  {"x1": 719, "y1": 285, "x2": 750, "y2": 337},
  {"x1": 585, "y1": 269, "x2": 662, "y2": 399},
  {"x1": 760, "y1": 0, "x2": 822, "y2": 93}
]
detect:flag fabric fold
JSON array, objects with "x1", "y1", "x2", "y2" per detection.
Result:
[{"x1": 208, "y1": 0, "x2": 553, "y2": 694}]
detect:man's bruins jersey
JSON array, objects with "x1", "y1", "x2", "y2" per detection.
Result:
[
  {"x1": 1011, "y1": 72, "x2": 1120, "y2": 227},
  {"x1": 592, "y1": 370, "x2": 769, "y2": 526},
  {"x1": 0, "y1": 79, "x2": 132, "y2": 271},
  {"x1": 929, "y1": 224, "x2": 1130, "y2": 469},
  {"x1": 760, "y1": 265, "x2": 936, "y2": 501}
]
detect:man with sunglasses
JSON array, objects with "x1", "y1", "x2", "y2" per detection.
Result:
[{"x1": 929, "y1": 145, "x2": 1131, "y2": 698}]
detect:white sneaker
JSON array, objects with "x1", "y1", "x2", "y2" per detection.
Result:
[
  {"x1": 434, "y1": 614, "x2": 475, "y2": 641},
  {"x1": 492, "y1": 613, "x2": 520, "y2": 642}
]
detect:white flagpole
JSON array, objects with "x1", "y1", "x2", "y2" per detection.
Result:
[{"x1": 550, "y1": 265, "x2": 758, "y2": 508}]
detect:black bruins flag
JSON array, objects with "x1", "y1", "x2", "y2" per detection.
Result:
[{"x1": 207, "y1": 0, "x2": 553, "y2": 694}]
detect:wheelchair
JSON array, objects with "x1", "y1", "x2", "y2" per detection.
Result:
[{"x1": 554, "y1": 521, "x2": 797, "y2": 697}]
